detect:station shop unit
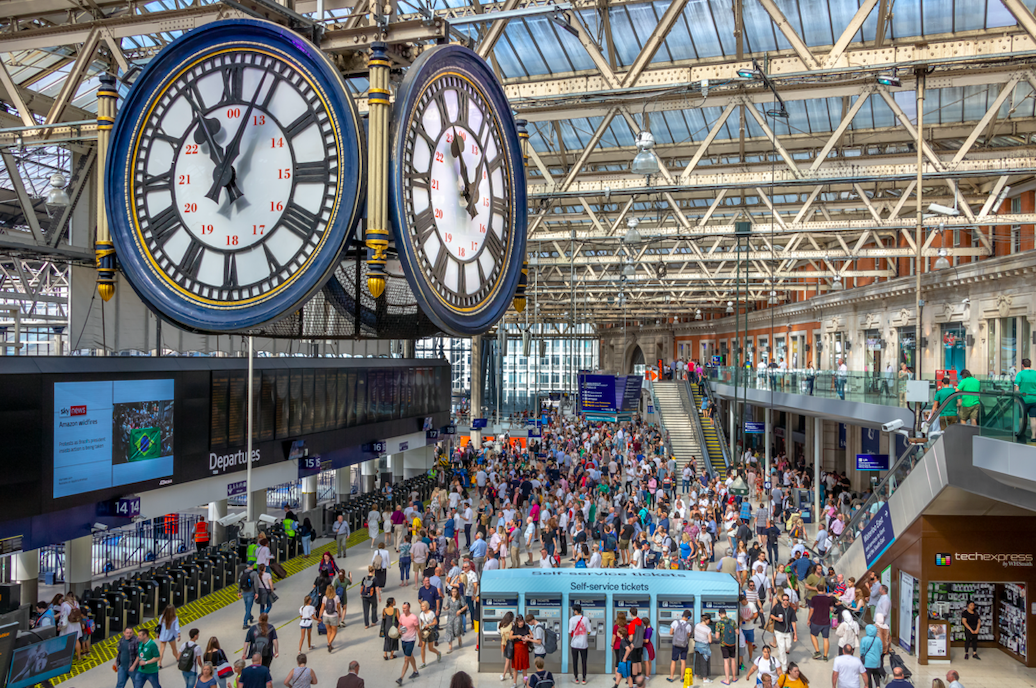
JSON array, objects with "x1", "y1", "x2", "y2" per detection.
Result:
[
  {"x1": 478, "y1": 569, "x2": 739, "y2": 675},
  {"x1": 864, "y1": 515, "x2": 1036, "y2": 668}
]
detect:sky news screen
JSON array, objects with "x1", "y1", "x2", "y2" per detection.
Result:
[{"x1": 53, "y1": 379, "x2": 174, "y2": 498}]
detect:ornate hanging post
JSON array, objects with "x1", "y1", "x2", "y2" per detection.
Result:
[
  {"x1": 95, "y1": 73, "x2": 118, "y2": 301},
  {"x1": 365, "y1": 42, "x2": 391, "y2": 298},
  {"x1": 513, "y1": 118, "x2": 529, "y2": 313}
]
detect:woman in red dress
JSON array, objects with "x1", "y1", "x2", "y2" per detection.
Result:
[{"x1": 510, "y1": 614, "x2": 532, "y2": 686}]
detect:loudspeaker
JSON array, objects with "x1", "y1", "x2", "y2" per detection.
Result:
[{"x1": 0, "y1": 584, "x2": 20, "y2": 614}]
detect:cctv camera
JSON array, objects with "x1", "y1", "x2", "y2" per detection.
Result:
[
  {"x1": 217, "y1": 512, "x2": 247, "y2": 527},
  {"x1": 882, "y1": 419, "x2": 905, "y2": 433},
  {"x1": 927, "y1": 203, "x2": 959, "y2": 216},
  {"x1": 92, "y1": 523, "x2": 108, "y2": 532},
  {"x1": 257, "y1": 513, "x2": 278, "y2": 525},
  {"x1": 962, "y1": 298, "x2": 970, "y2": 306}
]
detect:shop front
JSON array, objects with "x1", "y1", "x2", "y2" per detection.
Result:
[
  {"x1": 987, "y1": 316, "x2": 1032, "y2": 377},
  {"x1": 898, "y1": 327, "x2": 916, "y2": 370},
  {"x1": 869, "y1": 514, "x2": 1036, "y2": 667},
  {"x1": 942, "y1": 323, "x2": 967, "y2": 374}
]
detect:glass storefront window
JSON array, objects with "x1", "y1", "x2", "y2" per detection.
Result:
[
  {"x1": 942, "y1": 323, "x2": 967, "y2": 374},
  {"x1": 775, "y1": 336, "x2": 786, "y2": 364},
  {"x1": 898, "y1": 327, "x2": 916, "y2": 370},
  {"x1": 987, "y1": 317, "x2": 1031, "y2": 378},
  {"x1": 864, "y1": 329, "x2": 882, "y2": 374}
]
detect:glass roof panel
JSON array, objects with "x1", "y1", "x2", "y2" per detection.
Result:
[
  {"x1": 608, "y1": 7, "x2": 640, "y2": 67},
  {"x1": 890, "y1": 0, "x2": 922, "y2": 40},
  {"x1": 923, "y1": 0, "x2": 954, "y2": 35},
  {"x1": 682, "y1": 1, "x2": 725, "y2": 59}
]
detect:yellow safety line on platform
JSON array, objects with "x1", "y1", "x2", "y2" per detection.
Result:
[{"x1": 49, "y1": 531, "x2": 371, "y2": 685}]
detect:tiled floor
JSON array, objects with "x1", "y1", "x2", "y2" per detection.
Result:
[{"x1": 65, "y1": 527, "x2": 1036, "y2": 688}]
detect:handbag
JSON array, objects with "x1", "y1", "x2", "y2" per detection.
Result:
[
  {"x1": 389, "y1": 625, "x2": 401, "y2": 639},
  {"x1": 216, "y1": 650, "x2": 233, "y2": 678},
  {"x1": 503, "y1": 639, "x2": 514, "y2": 659},
  {"x1": 618, "y1": 661, "x2": 631, "y2": 678}
]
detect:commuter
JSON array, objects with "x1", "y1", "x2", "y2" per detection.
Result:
[
  {"x1": 692, "y1": 613, "x2": 714, "y2": 684},
  {"x1": 714, "y1": 607, "x2": 738, "y2": 685},
  {"x1": 239, "y1": 654, "x2": 273, "y2": 688},
  {"x1": 832, "y1": 643, "x2": 865, "y2": 688},
  {"x1": 946, "y1": 670, "x2": 965, "y2": 688},
  {"x1": 417, "y1": 599, "x2": 441, "y2": 666},
  {"x1": 336, "y1": 661, "x2": 363, "y2": 688},
  {"x1": 399, "y1": 535, "x2": 413, "y2": 587},
  {"x1": 157, "y1": 605, "x2": 181, "y2": 668},
  {"x1": 417, "y1": 576, "x2": 442, "y2": 616},
  {"x1": 769, "y1": 593, "x2": 797, "y2": 673},
  {"x1": 527, "y1": 657, "x2": 555, "y2": 688},
  {"x1": 391, "y1": 505, "x2": 408, "y2": 551},
  {"x1": 859, "y1": 624, "x2": 883, "y2": 688},
  {"x1": 666, "y1": 609, "x2": 692, "y2": 683},
  {"x1": 470, "y1": 532, "x2": 488, "y2": 574},
  {"x1": 744, "y1": 644, "x2": 780, "y2": 685},
  {"x1": 202, "y1": 638, "x2": 231, "y2": 688},
  {"x1": 298, "y1": 596, "x2": 316, "y2": 652},
  {"x1": 1016, "y1": 359, "x2": 1036, "y2": 441},
  {"x1": 934, "y1": 377, "x2": 958, "y2": 430},
  {"x1": 371, "y1": 541, "x2": 390, "y2": 589},
  {"x1": 956, "y1": 370, "x2": 982, "y2": 426},
  {"x1": 440, "y1": 587, "x2": 467, "y2": 653},
  {"x1": 114, "y1": 627, "x2": 140, "y2": 688},
  {"x1": 397, "y1": 602, "x2": 422, "y2": 687},
  {"x1": 886, "y1": 666, "x2": 914, "y2": 688},
  {"x1": 367, "y1": 507, "x2": 381, "y2": 548},
  {"x1": 134, "y1": 627, "x2": 162, "y2": 688},
  {"x1": 332, "y1": 516, "x2": 350, "y2": 558},
  {"x1": 381, "y1": 598, "x2": 400, "y2": 660},
  {"x1": 360, "y1": 566, "x2": 381, "y2": 628},
  {"x1": 243, "y1": 614, "x2": 278, "y2": 667},
  {"x1": 298, "y1": 518, "x2": 314, "y2": 558},
  {"x1": 196, "y1": 662, "x2": 219, "y2": 688},
  {"x1": 568, "y1": 603, "x2": 589, "y2": 685},
  {"x1": 178, "y1": 628, "x2": 202, "y2": 688},
  {"x1": 283, "y1": 654, "x2": 316, "y2": 688},
  {"x1": 961, "y1": 600, "x2": 981, "y2": 660},
  {"x1": 256, "y1": 564, "x2": 275, "y2": 615},
  {"x1": 807, "y1": 584, "x2": 833, "y2": 660},
  {"x1": 778, "y1": 662, "x2": 810, "y2": 688}
]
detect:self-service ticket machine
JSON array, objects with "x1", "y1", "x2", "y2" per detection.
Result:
[
  {"x1": 570, "y1": 596, "x2": 608, "y2": 670},
  {"x1": 656, "y1": 595, "x2": 695, "y2": 670},
  {"x1": 524, "y1": 595, "x2": 563, "y2": 672},
  {"x1": 614, "y1": 596, "x2": 651, "y2": 669},
  {"x1": 702, "y1": 598, "x2": 740, "y2": 678},
  {"x1": 478, "y1": 595, "x2": 519, "y2": 673}
]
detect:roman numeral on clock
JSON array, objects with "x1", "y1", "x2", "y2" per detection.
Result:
[
  {"x1": 223, "y1": 252, "x2": 238, "y2": 288},
  {"x1": 149, "y1": 206, "x2": 181, "y2": 244},
  {"x1": 278, "y1": 201, "x2": 319, "y2": 240},
  {"x1": 285, "y1": 110, "x2": 317, "y2": 139},
  {"x1": 413, "y1": 208, "x2": 436, "y2": 246},
  {"x1": 180, "y1": 240, "x2": 204, "y2": 280},
  {"x1": 295, "y1": 160, "x2": 328, "y2": 184},
  {"x1": 143, "y1": 171, "x2": 173, "y2": 193}
]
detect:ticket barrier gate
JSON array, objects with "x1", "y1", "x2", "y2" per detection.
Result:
[
  {"x1": 570, "y1": 596, "x2": 608, "y2": 670},
  {"x1": 119, "y1": 580, "x2": 145, "y2": 626},
  {"x1": 204, "y1": 552, "x2": 227, "y2": 590},
  {"x1": 179, "y1": 560, "x2": 201, "y2": 603},
  {"x1": 148, "y1": 569, "x2": 174, "y2": 614},
  {"x1": 164, "y1": 565, "x2": 187, "y2": 607},
  {"x1": 193, "y1": 556, "x2": 214, "y2": 597},
  {"x1": 702, "y1": 598, "x2": 739, "y2": 677},
  {"x1": 656, "y1": 596, "x2": 695, "y2": 672},
  {"x1": 82, "y1": 589, "x2": 111, "y2": 641},
  {"x1": 133, "y1": 574, "x2": 159, "y2": 618},
  {"x1": 523, "y1": 595, "x2": 563, "y2": 672},
  {"x1": 101, "y1": 584, "x2": 129, "y2": 634},
  {"x1": 478, "y1": 595, "x2": 519, "y2": 672}
]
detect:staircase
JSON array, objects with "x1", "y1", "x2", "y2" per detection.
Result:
[
  {"x1": 690, "y1": 383, "x2": 727, "y2": 476},
  {"x1": 652, "y1": 381, "x2": 707, "y2": 475}
]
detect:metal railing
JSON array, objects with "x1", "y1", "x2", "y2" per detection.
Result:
[
  {"x1": 39, "y1": 513, "x2": 205, "y2": 581},
  {"x1": 821, "y1": 389, "x2": 1029, "y2": 566}
]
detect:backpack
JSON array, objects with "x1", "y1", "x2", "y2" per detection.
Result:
[
  {"x1": 672, "y1": 620, "x2": 691, "y2": 647},
  {"x1": 604, "y1": 533, "x2": 617, "y2": 553},
  {"x1": 542, "y1": 625, "x2": 558, "y2": 654},
  {"x1": 632, "y1": 621, "x2": 645, "y2": 649},
  {"x1": 250, "y1": 630, "x2": 272, "y2": 658},
  {"x1": 719, "y1": 618, "x2": 737, "y2": 646},
  {"x1": 323, "y1": 596, "x2": 337, "y2": 614},
  {"x1": 666, "y1": 537, "x2": 677, "y2": 553},
  {"x1": 361, "y1": 578, "x2": 375, "y2": 598},
  {"x1": 531, "y1": 671, "x2": 555, "y2": 688},
  {"x1": 239, "y1": 569, "x2": 253, "y2": 591},
  {"x1": 575, "y1": 558, "x2": 587, "y2": 569},
  {"x1": 177, "y1": 643, "x2": 196, "y2": 672},
  {"x1": 335, "y1": 584, "x2": 346, "y2": 600},
  {"x1": 374, "y1": 553, "x2": 384, "y2": 569}
]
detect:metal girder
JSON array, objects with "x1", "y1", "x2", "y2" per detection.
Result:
[{"x1": 757, "y1": 0, "x2": 821, "y2": 70}]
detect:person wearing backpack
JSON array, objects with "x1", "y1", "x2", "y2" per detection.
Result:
[
  {"x1": 568, "y1": 604, "x2": 589, "y2": 685},
  {"x1": 242, "y1": 614, "x2": 278, "y2": 667},
  {"x1": 334, "y1": 571, "x2": 353, "y2": 629},
  {"x1": 178, "y1": 628, "x2": 202, "y2": 688},
  {"x1": 527, "y1": 613, "x2": 548, "y2": 666},
  {"x1": 360, "y1": 566, "x2": 381, "y2": 629},
  {"x1": 667, "y1": 610, "x2": 692, "y2": 683},
  {"x1": 714, "y1": 608, "x2": 738, "y2": 685},
  {"x1": 527, "y1": 657, "x2": 555, "y2": 688}
]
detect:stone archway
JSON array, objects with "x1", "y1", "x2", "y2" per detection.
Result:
[{"x1": 627, "y1": 344, "x2": 645, "y2": 374}]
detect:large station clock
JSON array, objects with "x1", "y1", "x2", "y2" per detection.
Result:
[
  {"x1": 107, "y1": 19, "x2": 365, "y2": 332},
  {"x1": 389, "y1": 45, "x2": 527, "y2": 336}
]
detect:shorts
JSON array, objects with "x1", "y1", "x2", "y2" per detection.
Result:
[
  {"x1": 939, "y1": 415, "x2": 958, "y2": 430},
  {"x1": 742, "y1": 629, "x2": 755, "y2": 644},
  {"x1": 323, "y1": 614, "x2": 339, "y2": 626},
  {"x1": 1027, "y1": 402, "x2": 1036, "y2": 418},
  {"x1": 619, "y1": 539, "x2": 630, "y2": 550},
  {"x1": 671, "y1": 645, "x2": 688, "y2": 661},
  {"x1": 721, "y1": 645, "x2": 736, "y2": 659},
  {"x1": 402, "y1": 640, "x2": 415, "y2": 657},
  {"x1": 756, "y1": 526, "x2": 766, "y2": 535},
  {"x1": 810, "y1": 623, "x2": 830, "y2": 639},
  {"x1": 628, "y1": 647, "x2": 643, "y2": 663},
  {"x1": 959, "y1": 404, "x2": 980, "y2": 422}
]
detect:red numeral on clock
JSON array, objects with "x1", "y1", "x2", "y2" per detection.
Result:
[{"x1": 227, "y1": 235, "x2": 239, "y2": 246}]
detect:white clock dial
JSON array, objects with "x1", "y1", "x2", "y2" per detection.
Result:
[
  {"x1": 133, "y1": 50, "x2": 339, "y2": 303},
  {"x1": 402, "y1": 74, "x2": 511, "y2": 308}
]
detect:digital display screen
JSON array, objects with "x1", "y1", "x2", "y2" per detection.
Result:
[
  {"x1": 53, "y1": 379, "x2": 174, "y2": 498},
  {"x1": 7, "y1": 634, "x2": 76, "y2": 688}
]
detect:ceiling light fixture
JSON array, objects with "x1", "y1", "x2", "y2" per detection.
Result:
[
  {"x1": 695, "y1": 309, "x2": 702, "y2": 320},
  {"x1": 934, "y1": 248, "x2": 951, "y2": 270},
  {"x1": 45, "y1": 173, "x2": 70, "y2": 210},
  {"x1": 877, "y1": 70, "x2": 901, "y2": 87},
  {"x1": 831, "y1": 275, "x2": 844, "y2": 291},
  {"x1": 623, "y1": 216, "x2": 642, "y2": 244},
  {"x1": 726, "y1": 301, "x2": 734, "y2": 314},
  {"x1": 622, "y1": 263, "x2": 636, "y2": 277},
  {"x1": 631, "y1": 130, "x2": 660, "y2": 176},
  {"x1": 767, "y1": 290, "x2": 779, "y2": 305}
]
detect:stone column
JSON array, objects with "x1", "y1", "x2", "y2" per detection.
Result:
[
  {"x1": 247, "y1": 489, "x2": 266, "y2": 523},
  {"x1": 403, "y1": 446, "x2": 434, "y2": 480},
  {"x1": 13, "y1": 550, "x2": 39, "y2": 603},
  {"x1": 335, "y1": 467, "x2": 352, "y2": 503},
  {"x1": 360, "y1": 459, "x2": 377, "y2": 494},
  {"x1": 208, "y1": 499, "x2": 228, "y2": 545},
  {"x1": 470, "y1": 336, "x2": 483, "y2": 446},
  {"x1": 66, "y1": 535, "x2": 92, "y2": 596},
  {"x1": 764, "y1": 407, "x2": 772, "y2": 477}
]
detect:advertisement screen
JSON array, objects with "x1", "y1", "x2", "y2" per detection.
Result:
[
  {"x1": 7, "y1": 634, "x2": 76, "y2": 688},
  {"x1": 53, "y1": 379, "x2": 174, "y2": 498}
]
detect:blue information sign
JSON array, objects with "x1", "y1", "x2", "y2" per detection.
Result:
[
  {"x1": 862, "y1": 502, "x2": 896, "y2": 567},
  {"x1": 227, "y1": 480, "x2": 247, "y2": 497},
  {"x1": 115, "y1": 497, "x2": 141, "y2": 517},
  {"x1": 744, "y1": 421, "x2": 765, "y2": 434},
  {"x1": 579, "y1": 373, "x2": 643, "y2": 413},
  {"x1": 472, "y1": 418, "x2": 488, "y2": 429},
  {"x1": 856, "y1": 454, "x2": 890, "y2": 471},
  {"x1": 298, "y1": 456, "x2": 321, "y2": 478}
]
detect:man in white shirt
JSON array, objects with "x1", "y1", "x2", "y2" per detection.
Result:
[
  {"x1": 462, "y1": 503, "x2": 474, "y2": 549},
  {"x1": 837, "y1": 358, "x2": 849, "y2": 399},
  {"x1": 946, "y1": 670, "x2": 965, "y2": 688},
  {"x1": 568, "y1": 604, "x2": 590, "y2": 683},
  {"x1": 832, "y1": 644, "x2": 866, "y2": 688},
  {"x1": 667, "y1": 610, "x2": 693, "y2": 682},
  {"x1": 538, "y1": 548, "x2": 553, "y2": 569},
  {"x1": 588, "y1": 544, "x2": 602, "y2": 569},
  {"x1": 483, "y1": 551, "x2": 500, "y2": 572}
]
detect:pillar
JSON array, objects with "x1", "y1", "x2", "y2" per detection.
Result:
[
  {"x1": 208, "y1": 499, "x2": 228, "y2": 545},
  {"x1": 334, "y1": 467, "x2": 351, "y2": 503},
  {"x1": 470, "y1": 335, "x2": 483, "y2": 446},
  {"x1": 390, "y1": 453, "x2": 404, "y2": 484},
  {"x1": 360, "y1": 459, "x2": 377, "y2": 494},
  {"x1": 814, "y1": 416, "x2": 823, "y2": 515},
  {"x1": 13, "y1": 550, "x2": 39, "y2": 603},
  {"x1": 765, "y1": 407, "x2": 772, "y2": 477},
  {"x1": 728, "y1": 401, "x2": 736, "y2": 460},
  {"x1": 247, "y1": 489, "x2": 266, "y2": 523},
  {"x1": 66, "y1": 535, "x2": 92, "y2": 596},
  {"x1": 403, "y1": 446, "x2": 433, "y2": 480},
  {"x1": 301, "y1": 475, "x2": 318, "y2": 512}
]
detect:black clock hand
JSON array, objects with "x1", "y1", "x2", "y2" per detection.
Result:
[
  {"x1": 181, "y1": 86, "x2": 243, "y2": 203},
  {"x1": 206, "y1": 70, "x2": 269, "y2": 204},
  {"x1": 465, "y1": 153, "x2": 486, "y2": 219},
  {"x1": 450, "y1": 130, "x2": 471, "y2": 203}
]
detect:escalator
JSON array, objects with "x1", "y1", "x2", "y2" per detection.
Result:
[{"x1": 690, "y1": 382, "x2": 727, "y2": 476}]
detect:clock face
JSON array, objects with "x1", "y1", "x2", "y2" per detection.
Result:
[
  {"x1": 390, "y1": 45, "x2": 527, "y2": 336},
  {"x1": 107, "y1": 20, "x2": 364, "y2": 332}
]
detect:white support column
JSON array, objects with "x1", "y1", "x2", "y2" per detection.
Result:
[
  {"x1": 13, "y1": 550, "x2": 39, "y2": 603},
  {"x1": 334, "y1": 467, "x2": 351, "y2": 503},
  {"x1": 301, "y1": 475, "x2": 318, "y2": 511},
  {"x1": 390, "y1": 453, "x2": 404, "y2": 484},
  {"x1": 66, "y1": 535, "x2": 92, "y2": 596},
  {"x1": 360, "y1": 459, "x2": 377, "y2": 494},
  {"x1": 403, "y1": 446, "x2": 434, "y2": 480},
  {"x1": 208, "y1": 499, "x2": 228, "y2": 545},
  {"x1": 247, "y1": 489, "x2": 266, "y2": 523},
  {"x1": 814, "y1": 417, "x2": 823, "y2": 514},
  {"x1": 471, "y1": 335, "x2": 483, "y2": 447}
]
